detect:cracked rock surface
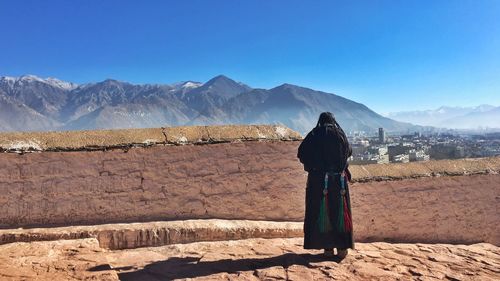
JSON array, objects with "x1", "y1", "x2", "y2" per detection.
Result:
[{"x1": 0, "y1": 238, "x2": 498, "y2": 280}]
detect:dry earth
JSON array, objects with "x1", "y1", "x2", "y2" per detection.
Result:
[{"x1": 0, "y1": 237, "x2": 499, "y2": 281}]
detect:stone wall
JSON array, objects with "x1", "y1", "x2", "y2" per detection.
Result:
[{"x1": 0, "y1": 125, "x2": 498, "y2": 245}]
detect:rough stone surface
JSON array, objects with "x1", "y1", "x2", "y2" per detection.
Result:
[
  {"x1": 0, "y1": 125, "x2": 302, "y2": 152},
  {"x1": 0, "y1": 219, "x2": 303, "y2": 250},
  {"x1": 0, "y1": 237, "x2": 498, "y2": 281},
  {"x1": 0, "y1": 238, "x2": 118, "y2": 281}
]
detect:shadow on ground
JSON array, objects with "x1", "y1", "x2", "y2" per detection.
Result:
[{"x1": 89, "y1": 253, "x2": 340, "y2": 280}]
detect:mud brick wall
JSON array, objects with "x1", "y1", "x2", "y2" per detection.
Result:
[
  {"x1": 0, "y1": 125, "x2": 305, "y2": 228},
  {"x1": 0, "y1": 125, "x2": 498, "y2": 245},
  {"x1": 0, "y1": 141, "x2": 305, "y2": 225}
]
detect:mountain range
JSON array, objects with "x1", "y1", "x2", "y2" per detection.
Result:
[
  {"x1": 388, "y1": 105, "x2": 500, "y2": 129},
  {"x1": 0, "y1": 74, "x2": 420, "y2": 134}
]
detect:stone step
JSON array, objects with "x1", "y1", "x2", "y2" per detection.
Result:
[{"x1": 0, "y1": 219, "x2": 303, "y2": 250}]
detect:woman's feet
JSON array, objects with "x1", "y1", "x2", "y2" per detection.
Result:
[
  {"x1": 337, "y1": 248, "x2": 348, "y2": 260},
  {"x1": 323, "y1": 248, "x2": 348, "y2": 262},
  {"x1": 323, "y1": 248, "x2": 334, "y2": 257},
  {"x1": 324, "y1": 248, "x2": 348, "y2": 260}
]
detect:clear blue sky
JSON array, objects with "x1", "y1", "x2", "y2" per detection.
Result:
[{"x1": 1, "y1": 0, "x2": 499, "y2": 113}]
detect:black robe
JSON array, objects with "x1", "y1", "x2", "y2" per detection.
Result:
[{"x1": 297, "y1": 124, "x2": 354, "y2": 250}]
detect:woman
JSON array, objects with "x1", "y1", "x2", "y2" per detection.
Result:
[{"x1": 297, "y1": 112, "x2": 354, "y2": 259}]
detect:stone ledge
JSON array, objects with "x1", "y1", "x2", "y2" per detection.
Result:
[
  {"x1": 0, "y1": 125, "x2": 302, "y2": 152},
  {"x1": 349, "y1": 156, "x2": 500, "y2": 182},
  {"x1": 0, "y1": 219, "x2": 303, "y2": 250}
]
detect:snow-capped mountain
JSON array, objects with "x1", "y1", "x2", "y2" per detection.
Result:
[
  {"x1": 172, "y1": 81, "x2": 202, "y2": 90},
  {"x1": 388, "y1": 105, "x2": 500, "y2": 129},
  {"x1": 1, "y1": 75, "x2": 78, "y2": 90},
  {"x1": 0, "y1": 74, "x2": 421, "y2": 134}
]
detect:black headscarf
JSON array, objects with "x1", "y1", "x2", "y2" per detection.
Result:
[
  {"x1": 316, "y1": 112, "x2": 348, "y2": 148},
  {"x1": 316, "y1": 112, "x2": 336, "y2": 128},
  {"x1": 298, "y1": 112, "x2": 352, "y2": 172}
]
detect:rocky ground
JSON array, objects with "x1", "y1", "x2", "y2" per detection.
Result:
[{"x1": 0, "y1": 237, "x2": 498, "y2": 281}]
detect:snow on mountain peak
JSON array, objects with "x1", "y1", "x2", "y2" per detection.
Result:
[
  {"x1": 19, "y1": 74, "x2": 45, "y2": 83},
  {"x1": 437, "y1": 107, "x2": 447, "y2": 114},
  {"x1": 45, "y1": 77, "x2": 78, "y2": 90},
  {"x1": 171, "y1": 81, "x2": 202, "y2": 90},
  {"x1": 182, "y1": 81, "x2": 202, "y2": 89},
  {"x1": 474, "y1": 104, "x2": 495, "y2": 112},
  {"x1": 0, "y1": 76, "x2": 17, "y2": 82},
  {"x1": 0, "y1": 75, "x2": 78, "y2": 90}
]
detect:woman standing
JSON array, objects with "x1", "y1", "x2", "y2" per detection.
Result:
[{"x1": 297, "y1": 112, "x2": 354, "y2": 259}]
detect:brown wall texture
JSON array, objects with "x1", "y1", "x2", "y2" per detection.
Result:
[
  {"x1": 0, "y1": 126, "x2": 498, "y2": 245},
  {"x1": 0, "y1": 141, "x2": 305, "y2": 227}
]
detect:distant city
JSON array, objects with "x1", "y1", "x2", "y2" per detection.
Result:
[{"x1": 348, "y1": 128, "x2": 500, "y2": 165}]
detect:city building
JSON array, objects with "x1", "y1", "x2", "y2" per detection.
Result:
[
  {"x1": 379, "y1": 127, "x2": 386, "y2": 143},
  {"x1": 348, "y1": 129, "x2": 500, "y2": 165},
  {"x1": 393, "y1": 154, "x2": 410, "y2": 163},
  {"x1": 409, "y1": 150, "x2": 430, "y2": 162},
  {"x1": 388, "y1": 143, "x2": 414, "y2": 161}
]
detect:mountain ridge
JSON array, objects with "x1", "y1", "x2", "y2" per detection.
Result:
[
  {"x1": 0, "y1": 74, "x2": 422, "y2": 134},
  {"x1": 388, "y1": 105, "x2": 500, "y2": 129}
]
